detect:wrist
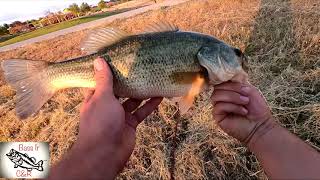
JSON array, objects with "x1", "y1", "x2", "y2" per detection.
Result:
[
  {"x1": 51, "y1": 141, "x2": 122, "y2": 179},
  {"x1": 77, "y1": 141, "x2": 124, "y2": 171},
  {"x1": 246, "y1": 117, "x2": 278, "y2": 152}
]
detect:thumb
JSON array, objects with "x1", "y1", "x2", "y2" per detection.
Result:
[{"x1": 93, "y1": 57, "x2": 114, "y2": 98}]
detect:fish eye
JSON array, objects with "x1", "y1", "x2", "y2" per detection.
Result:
[{"x1": 234, "y1": 48, "x2": 243, "y2": 57}]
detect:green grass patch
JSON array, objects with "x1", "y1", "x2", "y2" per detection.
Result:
[{"x1": 0, "y1": 9, "x2": 131, "y2": 47}]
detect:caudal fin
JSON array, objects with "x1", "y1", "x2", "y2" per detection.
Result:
[
  {"x1": 1, "y1": 59, "x2": 54, "y2": 119},
  {"x1": 36, "y1": 160, "x2": 44, "y2": 171}
]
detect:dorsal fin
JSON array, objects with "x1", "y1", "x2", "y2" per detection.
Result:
[
  {"x1": 81, "y1": 27, "x2": 129, "y2": 54},
  {"x1": 143, "y1": 21, "x2": 179, "y2": 33}
]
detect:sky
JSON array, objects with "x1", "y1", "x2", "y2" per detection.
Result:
[{"x1": 0, "y1": 0, "x2": 102, "y2": 25}]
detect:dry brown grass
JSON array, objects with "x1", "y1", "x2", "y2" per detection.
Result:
[{"x1": 0, "y1": 0, "x2": 319, "y2": 179}]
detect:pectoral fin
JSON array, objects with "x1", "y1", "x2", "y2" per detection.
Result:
[
  {"x1": 178, "y1": 95, "x2": 194, "y2": 114},
  {"x1": 175, "y1": 74, "x2": 206, "y2": 114}
]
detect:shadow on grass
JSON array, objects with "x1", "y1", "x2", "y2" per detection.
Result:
[{"x1": 245, "y1": 0, "x2": 300, "y2": 73}]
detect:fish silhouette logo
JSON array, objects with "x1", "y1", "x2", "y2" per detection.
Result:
[
  {"x1": 0, "y1": 142, "x2": 49, "y2": 178},
  {"x1": 6, "y1": 149, "x2": 44, "y2": 171}
]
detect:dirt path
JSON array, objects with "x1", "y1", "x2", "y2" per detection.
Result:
[{"x1": 0, "y1": 0, "x2": 189, "y2": 52}]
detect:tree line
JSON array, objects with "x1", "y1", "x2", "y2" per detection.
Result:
[
  {"x1": 68, "y1": 0, "x2": 108, "y2": 17},
  {"x1": 0, "y1": 0, "x2": 125, "y2": 36}
]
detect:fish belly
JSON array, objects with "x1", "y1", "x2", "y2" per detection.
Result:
[{"x1": 114, "y1": 78, "x2": 192, "y2": 99}]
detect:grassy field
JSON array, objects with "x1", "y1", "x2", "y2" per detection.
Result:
[
  {"x1": 0, "y1": 8, "x2": 139, "y2": 47},
  {"x1": 0, "y1": 0, "x2": 319, "y2": 179}
]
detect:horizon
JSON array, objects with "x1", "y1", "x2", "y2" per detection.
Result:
[{"x1": 0, "y1": 0, "x2": 104, "y2": 25}]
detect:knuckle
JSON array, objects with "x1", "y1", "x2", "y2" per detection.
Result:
[
  {"x1": 213, "y1": 102, "x2": 223, "y2": 112},
  {"x1": 235, "y1": 105, "x2": 243, "y2": 113},
  {"x1": 235, "y1": 84, "x2": 243, "y2": 92},
  {"x1": 212, "y1": 90, "x2": 223, "y2": 98},
  {"x1": 212, "y1": 107, "x2": 219, "y2": 114},
  {"x1": 210, "y1": 91, "x2": 218, "y2": 101},
  {"x1": 236, "y1": 94, "x2": 242, "y2": 101},
  {"x1": 236, "y1": 104, "x2": 243, "y2": 110},
  {"x1": 228, "y1": 82, "x2": 241, "y2": 91},
  {"x1": 215, "y1": 82, "x2": 241, "y2": 91}
]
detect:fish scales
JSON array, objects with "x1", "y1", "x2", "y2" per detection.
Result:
[{"x1": 48, "y1": 32, "x2": 205, "y2": 98}]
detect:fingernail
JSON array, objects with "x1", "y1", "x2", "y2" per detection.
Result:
[
  {"x1": 241, "y1": 86, "x2": 251, "y2": 94},
  {"x1": 94, "y1": 58, "x2": 104, "y2": 71},
  {"x1": 242, "y1": 107, "x2": 248, "y2": 114},
  {"x1": 240, "y1": 95, "x2": 249, "y2": 102}
]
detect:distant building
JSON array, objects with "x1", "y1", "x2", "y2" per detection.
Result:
[
  {"x1": 64, "y1": 13, "x2": 76, "y2": 20},
  {"x1": 39, "y1": 11, "x2": 76, "y2": 27},
  {"x1": 8, "y1": 21, "x2": 35, "y2": 34},
  {"x1": 105, "y1": 1, "x2": 116, "y2": 8}
]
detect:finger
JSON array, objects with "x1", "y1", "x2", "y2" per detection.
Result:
[
  {"x1": 211, "y1": 90, "x2": 249, "y2": 105},
  {"x1": 122, "y1": 98, "x2": 143, "y2": 113},
  {"x1": 214, "y1": 81, "x2": 251, "y2": 96},
  {"x1": 93, "y1": 57, "x2": 114, "y2": 98},
  {"x1": 213, "y1": 102, "x2": 248, "y2": 123},
  {"x1": 131, "y1": 97, "x2": 163, "y2": 128},
  {"x1": 83, "y1": 88, "x2": 94, "y2": 102}
]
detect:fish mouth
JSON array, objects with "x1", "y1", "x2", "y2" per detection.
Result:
[
  {"x1": 199, "y1": 57, "x2": 235, "y2": 85},
  {"x1": 240, "y1": 54, "x2": 249, "y2": 72},
  {"x1": 198, "y1": 45, "x2": 248, "y2": 85}
]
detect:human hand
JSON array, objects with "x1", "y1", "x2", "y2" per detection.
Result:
[
  {"x1": 211, "y1": 81, "x2": 277, "y2": 148},
  {"x1": 74, "y1": 57, "x2": 162, "y2": 179}
]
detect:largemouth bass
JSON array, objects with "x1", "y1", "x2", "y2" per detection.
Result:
[
  {"x1": 1, "y1": 22, "x2": 247, "y2": 119},
  {"x1": 6, "y1": 149, "x2": 44, "y2": 171}
]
